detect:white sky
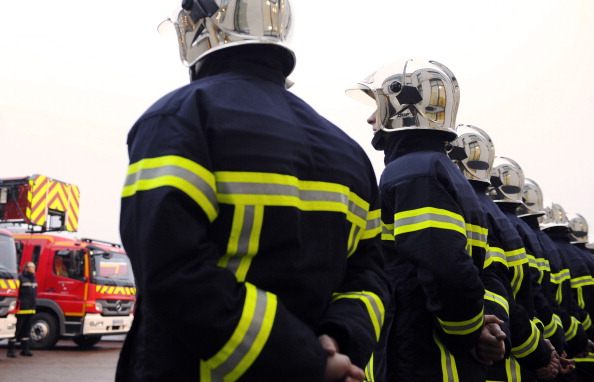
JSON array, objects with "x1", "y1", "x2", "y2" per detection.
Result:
[{"x1": 1, "y1": 0, "x2": 593, "y2": 243}]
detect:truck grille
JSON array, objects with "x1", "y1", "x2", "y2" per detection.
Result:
[{"x1": 97, "y1": 299, "x2": 134, "y2": 316}]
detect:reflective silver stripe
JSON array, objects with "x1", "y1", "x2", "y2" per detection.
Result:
[
  {"x1": 551, "y1": 269, "x2": 571, "y2": 284},
  {"x1": 124, "y1": 164, "x2": 218, "y2": 211},
  {"x1": 485, "y1": 290, "x2": 509, "y2": 315},
  {"x1": 201, "y1": 285, "x2": 275, "y2": 382},
  {"x1": 508, "y1": 357, "x2": 519, "y2": 382},
  {"x1": 527, "y1": 255, "x2": 538, "y2": 268},
  {"x1": 536, "y1": 258, "x2": 550, "y2": 271},
  {"x1": 20, "y1": 282, "x2": 37, "y2": 287},
  {"x1": 512, "y1": 321, "x2": 540, "y2": 358},
  {"x1": 217, "y1": 182, "x2": 368, "y2": 222},
  {"x1": 506, "y1": 249, "x2": 527, "y2": 265},
  {"x1": 365, "y1": 214, "x2": 381, "y2": 233},
  {"x1": 571, "y1": 276, "x2": 594, "y2": 288},
  {"x1": 226, "y1": 205, "x2": 256, "y2": 275},
  {"x1": 486, "y1": 248, "x2": 507, "y2": 265},
  {"x1": 348, "y1": 225, "x2": 362, "y2": 256},
  {"x1": 438, "y1": 310, "x2": 484, "y2": 336},
  {"x1": 433, "y1": 332, "x2": 457, "y2": 382},
  {"x1": 466, "y1": 224, "x2": 488, "y2": 249},
  {"x1": 338, "y1": 292, "x2": 384, "y2": 327},
  {"x1": 394, "y1": 212, "x2": 466, "y2": 233}
]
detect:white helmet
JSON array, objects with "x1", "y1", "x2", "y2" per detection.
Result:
[
  {"x1": 347, "y1": 58, "x2": 460, "y2": 149},
  {"x1": 448, "y1": 124, "x2": 495, "y2": 185},
  {"x1": 487, "y1": 157, "x2": 525, "y2": 204},
  {"x1": 568, "y1": 213, "x2": 589, "y2": 243},
  {"x1": 162, "y1": 0, "x2": 295, "y2": 76},
  {"x1": 516, "y1": 178, "x2": 545, "y2": 217}
]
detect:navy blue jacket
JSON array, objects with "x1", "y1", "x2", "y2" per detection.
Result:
[
  {"x1": 377, "y1": 131, "x2": 487, "y2": 382},
  {"x1": 116, "y1": 54, "x2": 389, "y2": 382}
]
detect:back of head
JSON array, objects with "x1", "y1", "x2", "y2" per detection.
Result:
[
  {"x1": 347, "y1": 58, "x2": 460, "y2": 150},
  {"x1": 162, "y1": 0, "x2": 296, "y2": 79},
  {"x1": 448, "y1": 124, "x2": 495, "y2": 185}
]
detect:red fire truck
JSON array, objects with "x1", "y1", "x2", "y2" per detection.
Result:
[
  {"x1": 0, "y1": 228, "x2": 18, "y2": 340},
  {"x1": 1, "y1": 175, "x2": 135, "y2": 349}
]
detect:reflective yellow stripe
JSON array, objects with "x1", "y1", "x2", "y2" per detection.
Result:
[
  {"x1": 550, "y1": 269, "x2": 570, "y2": 284},
  {"x1": 578, "y1": 286, "x2": 586, "y2": 309},
  {"x1": 512, "y1": 320, "x2": 541, "y2": 358},
  {"x1": 215, "y1": 172, "x2": 369, "y2": 226},
  {"x1": 437, "y1": 309, "x2": 484, "y2": 336},
  {"x1": 200, "y1": 283, "x2": 276, "y2": 382},
  {"x1": 505, "y1": 248, "x2": 528, "y2": 267},
  {"x1": 511, "y1": 264, "x2": 524, "y2": 298},
  {"x1": 573, "y1": 352, "x2": 594, "y2": 363},
  {"x1": 543, "y1": 316, "x2": 559, "y2": 338},
  {"x1": 123, "y1": 155, "x2": 218, "y2": 222},
  {"x1": 466, "y1": 223, "x2": 488, "y2": 251},
  {"x1": 16, "y1": 309, "x2": 36, "y2": 315},
  {"x1": 361, "y1": 209, "x2": 382, "y2": 240},
  {"x1": 555, "y1": 283, "x2": 563, "y2": 305},
  {"x1": 505, "y1": 357, "x2": 521, "y2": 382},
  {"x1": 433, "y1": 331, "x2": 459, "y2": 382},
  {"x1": 394, "y1": 207, "x2": 466, "y2": 237},
  {"x1": 331, "y1": 291, "x2": 385, "y2": 341},
  {"x1": 218, "y1": 205, "x2": 264, "y2": 282},
  {"x1": 571, "y1": 275, "x2": 594, "y2": 288},
  {"x1": 364, "y1": 353, "x2": 375, "y2": 382},
  {"x1": 485, "y1": 290, "x2": 509, "y2": 315},
  {"x1": 527, "y1": 254, "x2": 538, "y2": 269},
  {"x1": 484, "y1": 246, "x2": 508, "y2": 269},
  {"x1": 565, "y1": 316, "x2": 580, "y2": 342},
  {"x1": 381, "y1": 222, "x2": 395, "y2": 242},
  {"x1": 582, "y1": 314, "x2": 592, "y2": 331}
]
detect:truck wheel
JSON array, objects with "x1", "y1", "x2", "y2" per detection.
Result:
[
  {"x1": 29, "y1": 312, "x2": 59, "y2": 349},
  {"x1": 72, "y1": 335, "x2": 102, "y2": 348}
]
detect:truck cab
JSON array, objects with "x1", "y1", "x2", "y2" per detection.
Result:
[
  {"x1": 0, "y1": 228, "x2": 18, "y2": 340},
  {"x1": 14, "y1": 234, "x2": 135, "y2": 349}
]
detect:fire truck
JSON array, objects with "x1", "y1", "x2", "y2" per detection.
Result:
[
  {"x1": 0, "y1": 228, "x2": 18, "y2": 340},
  {"x1": 0, "y1": 175, "x2": 136, "y2": 349}
]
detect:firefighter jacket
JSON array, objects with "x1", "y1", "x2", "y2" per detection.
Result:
[
  {"x1": 473, "y1": 187, "x2": 551, "y2": 380},
  {"x1": 116, "y1": 55, "x2": 389, "y2": 382},
  {"x1": 573, "y1": 242, "x2": 594, "y2": 338},
  {"x1": 377, "y1": 130, "x2": 488, "y2": 382},
  {"x1": 17, "y1": 271, "x2": 37, "y2": 314},
  {"x1": 545, "y1": 227, "x2": 590, "y2": 356},
  {"x1": 511, "y1": 214, "x2": 566, "y2": 354},
  {"x1": 524, "y1": 215, "x2": 588, "y2": 358}
]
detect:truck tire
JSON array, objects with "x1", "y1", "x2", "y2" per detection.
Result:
[
  {"x1": 29, "y1": 312, "x2": 59, "y2": 349},
  {"x1": 72, "y1": 335, "x2": 102, "y2": 348}
]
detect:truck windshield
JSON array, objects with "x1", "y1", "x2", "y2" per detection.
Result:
[
  {"x1": 90, "y1": 251, "x2": 135, "y2": 287},
  {"x1": 0, "y1": 234, "x2": 18, "y2": 278}
]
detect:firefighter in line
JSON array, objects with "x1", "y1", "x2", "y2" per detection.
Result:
[
  {"x1": 6, "y1": 261, "x2": 37, "y2": 358},
  {"x1": 568, "y1": 213, "x2": 594, "y2": 381},
  {"x1": 449, "y1": 126, "x2": 563, "y2": 381},
  {"x1": 116, "y1": 1, "x2": 389, "y2": 381},
  {"x1": 347, "y1": 59, "x2": 507, "y2": 381}
]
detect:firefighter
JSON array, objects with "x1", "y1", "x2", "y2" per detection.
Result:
[
  {"x1": 449, "y1": 126, "x2": 562, "y2": 381},
  {"x1": 7, "y1": 261, "x2": 37, "y2": 358},
  {"x1": 116, "y1": 1, "x2": 389, "y2": 381},
  {"x1": 347, "y1": 59, "x2": 506, "y2": 381}
]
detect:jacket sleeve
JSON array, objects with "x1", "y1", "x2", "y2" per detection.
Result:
[
  {"x1": 317, "y1": 174, "x2": 390, "y2": 368},
  {"x1": 120, "y1": 114, "x2": 328, "y2": 382},
  {"x1": 384, "y1": 175, "x2": 484, "y2": 355}
]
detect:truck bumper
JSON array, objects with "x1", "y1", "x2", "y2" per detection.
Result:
[
  {"x1": 0, "y1": 314, "x2": 17, "y2": 339},
  {"x1": 82, "y1": 313, "x2": 134, "y2": 335}
]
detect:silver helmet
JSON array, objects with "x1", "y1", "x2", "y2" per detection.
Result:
[
  {"x1": 487, "y1": 157, "x2": 524, "y2": 204},
  {"x1": 568, "y1": 213, "x2": 589, "y2": 243},
  {"x1": 540, "y1": 203, "x2": 570, "y2": 230},
  {"x1": 346, "y1": 58, "x2": 460, "y2": 145},
  {"x1": 448, "y1": 124, "x2": 495, "y2": 185},
  {"x1": 516, "y1": 178, "x2": 545, "y2": 217},
  {"x1": 161, "y1": 0, "x2": 295, "y2": 76}
]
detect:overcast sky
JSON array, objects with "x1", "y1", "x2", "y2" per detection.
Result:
[{"x1": 1, "y1": 0, "x2": 593, "y2": 243}]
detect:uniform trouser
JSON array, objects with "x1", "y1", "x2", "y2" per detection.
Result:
[{"x1": 11, "y1": 313, "x2": 34, "y2": 342}]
